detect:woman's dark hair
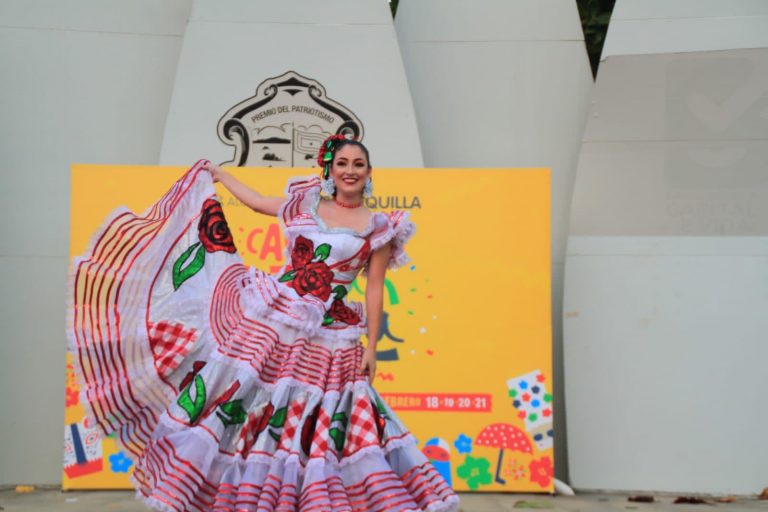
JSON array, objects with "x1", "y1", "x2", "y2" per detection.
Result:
[
  {"x1": 333, "y1": 139, "x2": 371, "y2": 167},
  {"x1": 317, "y1": 135, "x2": 372, "y2": 181}
]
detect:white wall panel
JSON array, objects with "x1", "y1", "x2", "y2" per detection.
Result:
[
  {"x1": 565, "y1": 236, "x2": 768, "y2": 494},
  {"x1": 396, "y1": 0, "x2": 593, "y2": 481},
  {"x1": 0, "y1": 0, "x2": 191, "y2": 485},
  {"x1": 565, "y1": 0, "x2": 768, "y2": 494},
  {"x1": 159, "y1": 0, "x2": 423, "y2": 167},
  {"x1": 603, "y1": 0, "x2": 768, "y2": 58}
]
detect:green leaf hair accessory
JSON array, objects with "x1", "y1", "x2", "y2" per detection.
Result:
[{"x1": 316, "y1": 133, "x2": 350, "y2": 181}]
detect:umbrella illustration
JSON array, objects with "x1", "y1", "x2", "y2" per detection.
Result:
[{"x1": 475, "y1": 423, "x2": 532, "y2": 484}]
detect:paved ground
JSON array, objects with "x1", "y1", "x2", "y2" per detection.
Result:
[{"x1": 1, "y1": 489, "x2": 766, "y2": 512}]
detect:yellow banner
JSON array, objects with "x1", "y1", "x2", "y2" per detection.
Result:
[{"x1": 66, "y1": 165, "x2": 552, "y2": 492}]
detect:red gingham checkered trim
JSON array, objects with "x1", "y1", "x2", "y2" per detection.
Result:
[
  {"x1": 147, "y1": 321, "x2": 197, "y2": 380},
  {"x1": 279, "y1": 399, "x2": 307, "y2": 452},
  {"x1": 344, "y1": 395, "x2": 380, "y2": 457},
  {"x1": 309, "y1": 407, "x2": 332, "y2": 458}
]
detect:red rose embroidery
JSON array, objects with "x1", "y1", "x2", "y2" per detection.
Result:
[
  {"x1": 327, "y1": 298, "x2": 361, "y2": 325},
  {"x1": 293, "y1": 261, "x2": 334, "y2": 301},
  {"x1": 371, "y1": 400, "x2": 386, "y2": 441},
  {"x1": 301, "y1": 404, "x2": 321, "y2": 455},
  {"x1": 198, "y1": 199, "x2": 236, "y2": 253},
  {"x1": 178, "y1": 361, "x2": 207, "y2": 391},
  {"x1": 238, "y1": 402, "x2": 275, "y2": 456},
  {"x1": 255, "y1": 402, "x2": 274, "y2": 437},
  {"x1": 291, "y1": 235, "x2": 314, "y2": 268}
]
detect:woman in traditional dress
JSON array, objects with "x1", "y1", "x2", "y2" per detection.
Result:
[{"x1": 68, "y1": 135, "x2": 459, "y2": 511}]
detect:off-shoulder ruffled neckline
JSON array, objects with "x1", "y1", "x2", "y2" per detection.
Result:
[{"x1": 309, "y1": 193, "x2": 380, "y2": 238}]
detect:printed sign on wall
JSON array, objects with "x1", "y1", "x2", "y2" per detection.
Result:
[
  {"x1": 66, "y1": 165, "x2": 552, "y2": 492},
  {"x1": 218, "y1": 71, "x2": 364, "y2": 167}
]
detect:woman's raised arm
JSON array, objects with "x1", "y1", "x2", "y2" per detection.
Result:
[{"x1": 203, "y1": 162, "x2": 285, "y2": 217}]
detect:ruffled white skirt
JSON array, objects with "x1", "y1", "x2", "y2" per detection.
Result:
[{"x1": 67, "y1": 161, "x2": 459, "y2": 512}]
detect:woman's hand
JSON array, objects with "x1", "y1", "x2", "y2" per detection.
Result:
[
  {"x1": 360, "y1": 345, "x2": 377, "y2": 385},
  {"x1": 199, "y1": 161, "x2": 284, "y2": 216},
  {"x1": 202, "y1": 161, "x2": 225, "y2": 183}
]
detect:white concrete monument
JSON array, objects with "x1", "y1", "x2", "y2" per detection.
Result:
[
  {"x1": 0, "y1": 0, "x2": 192, "y2": 485},
  {"x1": 396, "y1": 0, "x2": 594, "y2": 476},
  {"x1": 564, "y1": 0, "x2": 768, "y2": 495},
  {"x1": 159, "y1": 0, "x2": 423, "y2": 168}
]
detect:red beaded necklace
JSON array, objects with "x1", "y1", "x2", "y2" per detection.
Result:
[{"x1": 334, "y1": 198, "x2": 363, "y2": 209}]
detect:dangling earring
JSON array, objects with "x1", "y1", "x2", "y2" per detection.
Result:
[
  {"x1": 363, "y1": 177, "x2": 373, "y2": 198},
  {"x1": 321, "y1": 177, "x2": 336, "y2": 196}
]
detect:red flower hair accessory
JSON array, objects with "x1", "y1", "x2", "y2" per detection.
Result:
[{"x1": 317, "y1": 134, "x2": 350, "y2": 180}]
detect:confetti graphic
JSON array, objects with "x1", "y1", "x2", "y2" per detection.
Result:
[{"x1": 507, "y1": 370, "x2": 554, "y2": 450}]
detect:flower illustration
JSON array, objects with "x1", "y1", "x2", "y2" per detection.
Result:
[
  {"x1": 65, "y1": 363, "x2": 77, "y2": 386},
  {"x1": 453, "y1": 433, "x2": 473, "y2": 455},
  {"x1": 108, "y1": 451, "x2": 133, "y2": 473},
  {"x1": 65, "y1": 386, "x2": 79, "y2": 407},
  {"x1": 198, "y1": 199, "x2": 236, "y2": 253},
  {"x1": 456, "y1": 456, "x2": 493, "y2": 490},
  {"x1": 529, "y1": 456, "x2": 554, "y2": 488},
  {"x1": 505, "y1": 458, "x2": 528, "y2": 480}
]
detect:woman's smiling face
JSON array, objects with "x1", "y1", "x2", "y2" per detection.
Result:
[{"x1": 330, "y1": 144, "x2": 371, "y2": 197}]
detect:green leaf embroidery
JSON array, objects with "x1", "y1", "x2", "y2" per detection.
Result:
[
  {"x1": 268, "y1": 406, "x2": 287, "y2": 428},
  {"x1": 332, "y1": 285, "x2": 347, "y2": 300},
  {"x1": 217, "y1": 399, "x2": 247, "y2": 426},
  {"x1": 314, "y1": 243, "x2": 331, "y2": 262},
  {"x1": 322, "y1": 314, "x2": 334, "y2": 326},
  {"x1": 278, "y1": 270, "x2": 297, "y2": 282},
  {"x1": 268, "y1": 429, "x2": 281, "y2": 442},
  {"x1": 329, "y1": 427, "x2": 346, "y2": 452},
  {"x1": 177, "y1": 374, "x2": 206, "y2": 424},
  {"x1": 374, "y1": 396, "x2": 389, "y2": 419},
  {"x1": 331, "y1": 411, "x2": 348, "y2": 426},
  {"x1": 172, "y1": 242, "x2": 205, "y2": 290}
]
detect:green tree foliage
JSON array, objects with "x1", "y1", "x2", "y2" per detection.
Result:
[
  {"x1": 577, "y1": 0, "x2": 615, "y2": 77},
  {"x1": 390, "y1": 0, "x2": 399, "y2": 18}
]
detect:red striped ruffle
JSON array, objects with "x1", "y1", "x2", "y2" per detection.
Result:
[
  {"x1": 279, "y1": 176, "x2": 321, "y2": 229},
  {"x1": 212, "y1": 264, "x2": 367, "y2": 390},
  {"x1": 133, "y1": 431, "x2": 458, "y2": 512},
  {"x1": 368, "y1": 211, "x2": 416, "y2": 270},
  {"x1": 68, "y1": 159, "x2": 211, "y2": 456}
]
